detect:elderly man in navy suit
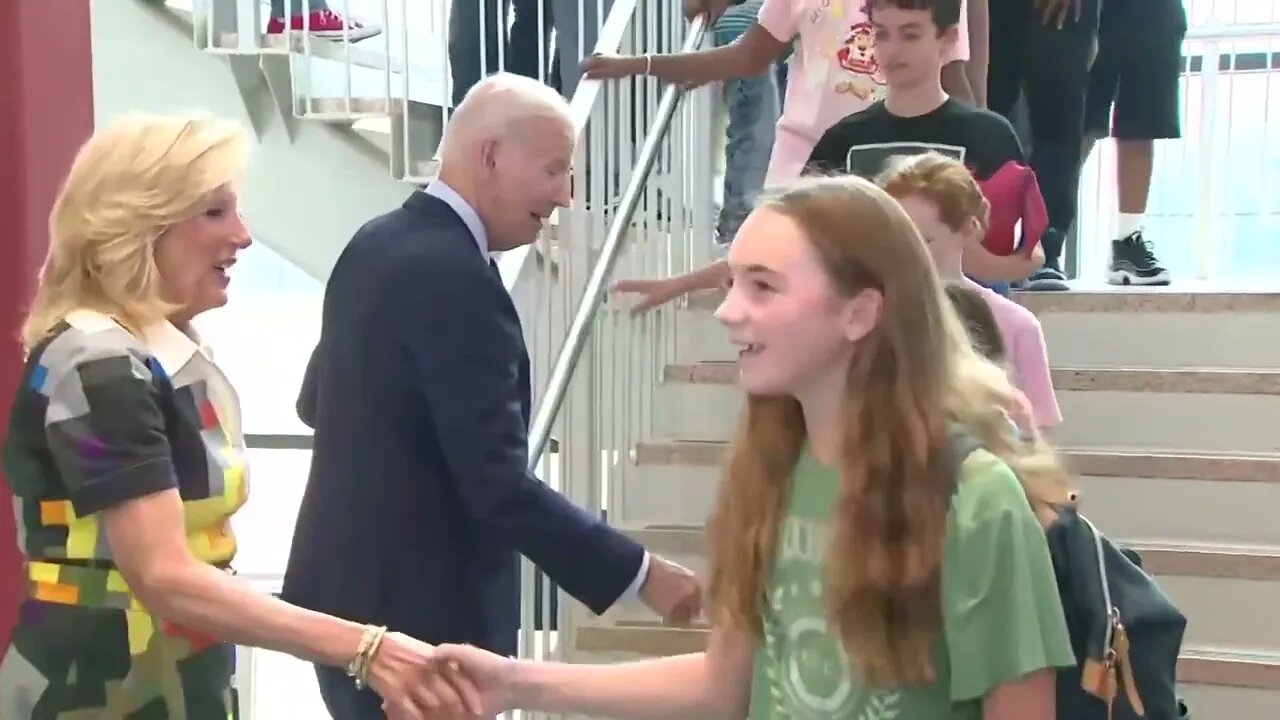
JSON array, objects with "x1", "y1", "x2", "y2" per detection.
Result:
[{"x1": 283, "y1": 72, "x2": 702, "y2": 720}]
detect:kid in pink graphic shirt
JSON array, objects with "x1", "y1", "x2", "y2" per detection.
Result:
[
  {"x1": 582, "y1": 0, "x2": 979, "y2": 188},
  {"x1": 755, "y1": 0, "x2": 969, "y2": 182}
]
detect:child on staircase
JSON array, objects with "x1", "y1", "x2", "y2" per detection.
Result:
[
  {"x1": 584, "y1": 0, "x2": 981, "y2": 247},
  {"x1": 431, "y1": 173, "x2": 1076, "y2": 720},
  {"x1": 880, "y1": 152, "x2": 1060, "y2": 434},
  {"x1": 608, "y1": 0, "x2": 1027, "y2": 313}
]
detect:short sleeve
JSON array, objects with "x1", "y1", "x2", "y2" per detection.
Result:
[
  {"x1": 40, "y1": 329, "x2": 178, "y2": 517},
  {"x1": 756, "y1": 0, "x2": 799, "y2": 44},
  {"x1": 943, "y1": 451, "x2": 1074, "y2": 702}
]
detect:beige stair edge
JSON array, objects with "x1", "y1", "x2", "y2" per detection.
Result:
[
  {"x1": 619, "y1": 525, "x2": 1280, "y2": 581},
  {"x1": 664, "y1": 362, "x2": 1280, "y2": 395},
  {"x1": 573, "y1": 626, "x2": 1280, "y2": 689},
  {"x1": 685, "y1": 288, "x2": 1280, "y2": 314},
  {"x1": 634, "y1": 439, "x2": 1280, "y2": 485}
]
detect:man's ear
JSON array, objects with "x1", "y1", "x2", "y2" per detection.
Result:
[{"x1": 478, "y1": 138, "x2": 500, "y2": 174}]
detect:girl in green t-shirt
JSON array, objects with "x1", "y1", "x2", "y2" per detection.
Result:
[{"x1": 429, "y1": 174, "x2": 1077, "y2": 720}]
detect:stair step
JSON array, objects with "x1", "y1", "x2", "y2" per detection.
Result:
[
  {"x1": 623, "y1": 442, "x2": 1280, "y2": 546},
  {"x1": 676, "y1": 288, "x2": 1280, "y2": 370},
  {"x1": 654, "y1": 374, "x2": 1280, "y2": 452},
  {"x1": 573, "y1": 624, "x2": 1280, "y2": 689},
  {"x1": 622, "y1": 525, "x2": 1280, "y2": 580},
  {"x1": 206, "y1": 31, "x2": 406, "y2": 73},
  {"x1": 686, "y1": 287, "x2": 1280, "y2": 314},
  {"x1": 634, "y1": 440, "x2": 1280, "y2": 481},
  {"x1": 665, "y1": 363, "x2": 1280, "y2": 395}
]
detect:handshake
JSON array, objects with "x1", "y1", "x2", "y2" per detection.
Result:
[{"x1": 366, "y1": 555, "x2": 702, "y2": 719}]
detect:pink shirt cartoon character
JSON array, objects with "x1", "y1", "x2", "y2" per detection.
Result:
[
  {"x1": 757, "y1": 0, "x2": 969, "y2": 185},
  {"x1": 835, "y1": 21, "x2": 887, "y2": 93}
]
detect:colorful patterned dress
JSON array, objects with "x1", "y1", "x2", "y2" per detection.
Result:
[{"x1": 0, "y1": 309, "x2": 249, "y2": 719}]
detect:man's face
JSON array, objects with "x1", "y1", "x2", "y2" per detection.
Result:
[
  {"x1": 870, "y1": 4, "x2": 956, "y2": 91},
  {"x1": 480, "y1": 114, "x2": 574, "y2": 251}
]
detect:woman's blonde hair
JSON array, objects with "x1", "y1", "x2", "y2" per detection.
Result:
[
  {"x1": 22, "y1": 113, "x2": 249, "y2": 348},
  {"x1": 705, "y1": 175, "x2": 1074, "y2": 688}
]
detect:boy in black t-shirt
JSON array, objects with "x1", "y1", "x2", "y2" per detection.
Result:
[{"x1": 809, "y1": 0, "x2": 1047, "y2": 287}]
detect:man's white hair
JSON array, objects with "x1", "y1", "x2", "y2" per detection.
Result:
[{"x1": 439, "y1": 72, "x2": 574, "y2": 162}]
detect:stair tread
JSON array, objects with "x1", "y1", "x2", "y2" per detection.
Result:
[
  {"x1": 665, "y1": 362, "x2": 1280, "y2": 394},
  {"x1": 638, "y1": 437, "x2": 1280, "y2": 461},
  {"x1": 687, "y1": 286, "x2": 1280, "y2": 314},
  {"x1": 622, "y1": 523, "x2": 1280, "y2": 555}
]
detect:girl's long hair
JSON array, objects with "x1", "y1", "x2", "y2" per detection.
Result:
[{"x1": 705, "y1": 175, "x2": 1074, "y2": 687}]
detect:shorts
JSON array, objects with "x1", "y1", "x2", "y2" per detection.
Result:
[{"x1": 1084, "y1": 0, "x2": 1188, "y2": 140}]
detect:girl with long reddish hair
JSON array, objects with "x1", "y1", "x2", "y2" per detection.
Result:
[{"x1": 435, "y1": 175, "x2": 1076, "y2": 720}]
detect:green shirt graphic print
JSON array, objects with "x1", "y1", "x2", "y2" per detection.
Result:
[{"x1": 747, "y1": 449, "x2": 1075, "y2": 719}]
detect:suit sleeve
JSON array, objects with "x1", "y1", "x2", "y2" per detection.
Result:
[{"x1": 394, "y1": 253, "x2": 646, "y2": 614}]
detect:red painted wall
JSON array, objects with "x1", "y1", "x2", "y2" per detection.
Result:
[{"x1": 0, "y1": 0, "x2": 95, "y2": 648}]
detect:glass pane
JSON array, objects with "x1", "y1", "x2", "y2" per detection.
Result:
[
  {"x1": 231, "y1": 447, "x2": 312, "y2": 581},
  {"x1": 195, "y1": 241, "x2": 323, "y2": 437},
  {"x1": 239, "y1": 647, "x2": 329, "y2": 719}
]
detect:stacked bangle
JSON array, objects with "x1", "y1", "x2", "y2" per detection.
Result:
[{"x1": 347, "y1": 624, "x2": 389, "y2": 690}]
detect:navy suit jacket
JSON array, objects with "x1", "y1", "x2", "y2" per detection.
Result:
[{"x1": 281, "y1": 191, "x2": 645, "y2": 656}]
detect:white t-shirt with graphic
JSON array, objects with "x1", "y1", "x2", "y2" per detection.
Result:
[
  {"x1": 747, "y1": 448, "x2": 1074, "y2": 719},
  {"x1": 756, "y1": 0, "x2": 970, "y2": 186}
]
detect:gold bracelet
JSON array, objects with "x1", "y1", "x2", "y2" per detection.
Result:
[
  {"x1": 347, "y1": 625, "x2": 387, "y2": 690},
  {"x1": 361, "y1": 627, "x2": 389, "y2": 687}
]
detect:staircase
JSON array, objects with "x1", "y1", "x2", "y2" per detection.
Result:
[{"x1": 570, "y1": 286, "x2": 1280, "y2": 718}]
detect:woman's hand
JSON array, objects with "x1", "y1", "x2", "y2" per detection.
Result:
[
  {"x1": 432, "y1": 644, "x2": 519, "y2": 716},
  {"x1": 367, "y1": 632, "x2": 484, "y2": 720},
  {"x1": 581, "y1": 53, "x2": 647, "y2": 80}
]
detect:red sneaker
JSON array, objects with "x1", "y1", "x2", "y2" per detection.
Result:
[{"x1": 266, "y1": 9, "x2": 381, "y2": 42}]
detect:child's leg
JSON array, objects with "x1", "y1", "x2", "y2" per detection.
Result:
[{"x1": 714, "y1": 1, "x2": 777, "y2": 245}]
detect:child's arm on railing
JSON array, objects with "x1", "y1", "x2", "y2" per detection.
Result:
[
  {"x1": 581, "y1": 24, "x2": 789, "y2": 86},
  {"x1": 613, "y1": 260, "x2": 730, "y2": 315}
]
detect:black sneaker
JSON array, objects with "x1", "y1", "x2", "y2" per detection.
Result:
[{"x1": 1108, "y1": 230, "x2": 1170, "y2": 286}]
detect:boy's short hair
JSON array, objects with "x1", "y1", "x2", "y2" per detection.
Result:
[
  {"x1": 865, "y1": 0, "x2": 963, "y2": 33},
  {"x1": 943, "y1": 281, "x2": 1006, "y2": 363}
]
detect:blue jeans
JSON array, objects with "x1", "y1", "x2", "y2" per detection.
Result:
[{"x1": 714, "y1": 0, "x2": 778, "y2": 245}]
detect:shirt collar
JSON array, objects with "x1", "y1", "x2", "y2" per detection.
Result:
[
  {"x1": 65, "y1": 308, "x2": 203, "y2": 374},
  {"x1": 423, "y1": 180, "x2": 489, "y2": 256}
]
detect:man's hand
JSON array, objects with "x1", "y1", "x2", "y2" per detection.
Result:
[
  {"x1": 683, "y1": 0, "x2": 731, "y2": 23},
  {"x1": 1033, "y1": 0, "x2": 1081, "y2": 28},
  {"x1": 640, "y1": 555, "x2": 703, "y2": 626}
]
